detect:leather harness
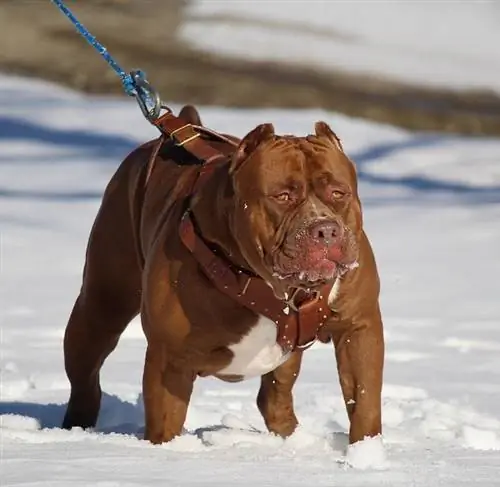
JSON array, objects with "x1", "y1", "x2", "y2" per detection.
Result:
[{"x1": 147, "y1": 110, "x2": 336, "y2": 353}]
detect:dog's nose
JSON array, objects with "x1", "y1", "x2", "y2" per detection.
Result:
[{"x1": 308, "y1": 220, "x2": 343, "y2": 245}]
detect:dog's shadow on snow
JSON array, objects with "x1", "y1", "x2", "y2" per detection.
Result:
[
  {"x1": 0, "y1": 392, "x2": 146, "y2": 436},
  {"x1": 0, "y1": 394, "x2": 251, "y2": 440},
  {"x1": 0, "y1": 394, "x2": 349, "y2": 451}
]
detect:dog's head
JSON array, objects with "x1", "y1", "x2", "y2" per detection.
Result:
[{"x1": 226, "y1": 122, "x2": 362, "y2": 299}]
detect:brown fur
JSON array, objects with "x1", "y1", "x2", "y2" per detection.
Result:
[{"x1": 62, "y1": 106, "x2": 384, "y2": 445}]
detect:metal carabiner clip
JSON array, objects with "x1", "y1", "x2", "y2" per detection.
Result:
[{"x1": 130, "y1": 70, "x2": 162, "y2": 122}]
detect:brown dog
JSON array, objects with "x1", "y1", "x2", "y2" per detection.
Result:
[{"x1": 61, "y1": 105, "x2": 384, "y2": 446}]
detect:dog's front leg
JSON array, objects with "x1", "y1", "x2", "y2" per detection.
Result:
[
  {"x1": 257, "y1": 351, "x2": 303, "y2": 437},
  {"x1": 142, "y1": 343, "x2": 195, "y2": 444},
  {"x1": 332, "y1": 304, "x2": 384, "y2": 445}
]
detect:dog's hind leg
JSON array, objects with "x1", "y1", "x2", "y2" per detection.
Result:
[{"x1": 62, "y1": 160, "x2": 143, "y2": 431}]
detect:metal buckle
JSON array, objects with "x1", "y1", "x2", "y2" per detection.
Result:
[
  {"x1": 169, "y1": 124, "x2": 202, "y2": 147},
  {"x1": 285, "y1": 287, "x2": 321, "y2": 312},
  {"x1": 176, "y1": 133, "x2": 201, "y2": 146},
  {"x1": 295, "y1": 336, "x2": 318, "y2": 350}
]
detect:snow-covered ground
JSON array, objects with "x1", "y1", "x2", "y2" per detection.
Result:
[
  {"x1": 1, "y1": 73, "x2": 500, "y2": 485},
  {"x1": 182, "y1": 0, "x2": 500, "y2": 93}
]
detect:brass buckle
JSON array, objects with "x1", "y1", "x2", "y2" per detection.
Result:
[
  {"x1": 295, "y1": 336, "x2": 318, "y2": 350},
  {"x1": 169, "y1": 124, "x2": 201, "y2": 147},
  {"x1": 285, "y1": 287, "x2": 320, "y2": 312}
]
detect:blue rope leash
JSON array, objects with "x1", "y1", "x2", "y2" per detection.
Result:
[
  {"x1": 50, "y1": 0, "x2": 164, "y2": 121},
  {"x1": 51, "y1": 0, "x2": 135, "y2": 95}
]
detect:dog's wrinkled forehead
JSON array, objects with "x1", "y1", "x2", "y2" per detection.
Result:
[
  {"x1": 257, "y1": 138, "x2": 307, "y2": 185},
  {"x1": 230, "y1": 121, "x2": 356, "y2": 192}
]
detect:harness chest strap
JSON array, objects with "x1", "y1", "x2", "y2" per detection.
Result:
[{"x1": 179, "y1": 212, "x2": 335, "y2": 352}]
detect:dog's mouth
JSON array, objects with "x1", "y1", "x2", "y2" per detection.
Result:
[
  {"x1": 268, "y1": 218, "x2": 359, "y2": 291},
  {"x1": 272, "y1": 259, "x2": 359, "y2": 289}
]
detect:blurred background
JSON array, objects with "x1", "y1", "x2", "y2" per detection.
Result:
[
  {"x1": 2, "y1": 2, "x2": 500, "y2": 483},
  {"x1": 1, "y1": 0, "x2": 499, "y2": 135}
]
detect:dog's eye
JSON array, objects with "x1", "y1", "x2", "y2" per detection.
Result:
[
  {"x1": 274, "y1": 192, "x2": 291, "y2": 202},
  {"x1": 331, "y1": 190, "x2": 345, "y2": 200}
]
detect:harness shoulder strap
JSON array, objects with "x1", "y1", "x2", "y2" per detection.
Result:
[
  {"x1": 144, "y1": 111, "x2": 238, "y2": 191},
  {"x1": 153, "y1": 112, "x2": 231, "y2": 164}
]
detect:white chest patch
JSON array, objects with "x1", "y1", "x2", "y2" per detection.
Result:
[{"x1": 218, "y1": 315, "x2": 291, "y2": 379}]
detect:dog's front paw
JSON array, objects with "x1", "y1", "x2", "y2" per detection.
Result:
[{"x1": 343, "y1": 435, "x2": 389, "y2": 470}]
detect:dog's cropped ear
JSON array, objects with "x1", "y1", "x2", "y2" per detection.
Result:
[
  {"x1": 230, "y1": 123, "x2": 275, "y2": 174},
  {"x1": 315, "y1": 121, "x2": 343, "y2": 152}
]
